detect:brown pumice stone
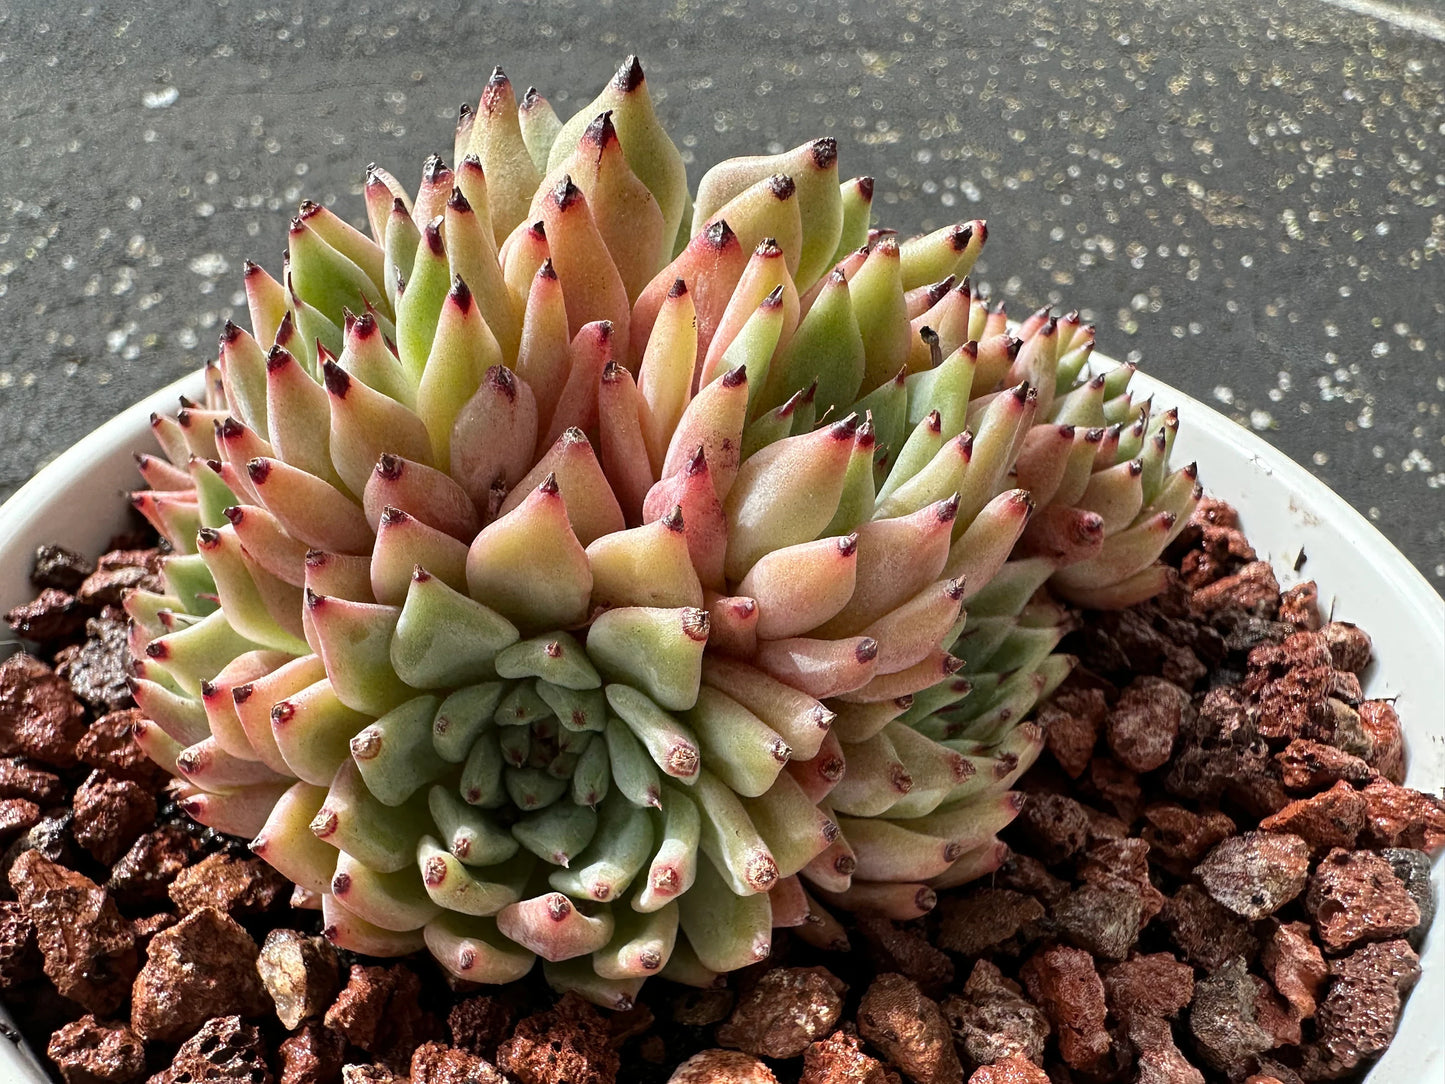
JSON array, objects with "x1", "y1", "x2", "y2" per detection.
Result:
[
  {"x1": 1101, "y1": 952, "x2": 1195, "y2": 1023},
  {"x1": 496, "y1": 993, "x2": 619, "y2": 1084},
  {"x1": 45, "y1": 1015, "x2": 146, "y2": 1084},
  {"x1": 1018, "y1": 946, "x2": 1109, "y2": 1075},
  {"x1": 941, "y1": 960, "x2": 1049, "y2": 1070},
  {"x1": 150, "y1": 1016, "x2": 274, "y2": 1084},
  {"x1": 409, "y1": 1040, "x2": 507, "y2": 1084},
  {"x1": 29, "y1": 544, "x2": 95, "y2": 593},
  {"x1": 857, "y1": 973, "x2": 962, "y2": 1084},
  {"x1": 1194, "y1": 831, "x2": 1311, "y2": 920},
  {"x1": 1305, "y1": 848, "x2": 1422, "y2": 952},
  {"x1": 277, "y1": 1022, "x2": 347, "y2": 1084},
  {"x1": 1105, "y1": 675, "x2": 1189, "y2": 772},
  {"x1": 964, "y1": 1055, "x2": 1050, "y2": 1083},
  {"x1": 801, "y1": 1029, "x2": 900, "y2": 1084},
  {"x1": 5, "y1": 588, "x2": 86, "y2": 642},
  {"x1": 71, "y1": 770, "x2": 156, "y2": 865},
  {"x1": 324, "y1": 963, "x2": 435, "y2": 1068},
  {"x1": 0, "y1": 900, "x2": 39, "y2": 989},
  {"x1": 715, "y1": 966, "x2": 845, "y2": 1059},
  {"x1": 63, "y1": 613, "x2": 133, "y2": 713},
  {"x1": 667, "y1": 1049, "x2": 778, "y2": 1083},
  {"x1": 168, "y1": 850, "x2": 290, "y2": 915},
  {"x1": 130, "y1": 907, "x2": 270, "y2": 1042},
  {"x1": 9, "y1": 850, "x2": 136, "y2": 1016},
  {"x1": 0, "y1": 653, "x2": 87, "y2": 767},
  {"x1": 106, "y1": 823, "x2": 204, "y2": 906},
  {"x1": 1314, "y1": 939, "x2": 1420, "y2": 1073}
]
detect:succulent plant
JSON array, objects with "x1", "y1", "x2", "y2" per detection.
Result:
[{"x1": 126, "y1": 57, "x2": 1198, "y2": 1007}]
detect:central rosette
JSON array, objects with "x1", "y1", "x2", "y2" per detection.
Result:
[{"x1": 122, "y1": 56, "x2": 1196, "y2": 1009}]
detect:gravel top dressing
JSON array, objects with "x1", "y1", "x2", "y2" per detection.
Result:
[{"x1": 2, "y1": 493, "x2": 1438, "y2": 1084}]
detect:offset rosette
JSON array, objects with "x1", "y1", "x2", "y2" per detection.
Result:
[{"x1": 125, "y1": 57, "x2": 1192, "y2": 1007}]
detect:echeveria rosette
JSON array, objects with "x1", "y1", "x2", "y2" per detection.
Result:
[{"x1": 125, "y1": 57, "x2": 1196, "y2": 1009}]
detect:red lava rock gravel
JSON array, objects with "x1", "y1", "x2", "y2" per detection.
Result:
[
  {"x1": 130, "y1": 906, "x2": 270, "y2": 1042},
  {"x1": 496, "y1": 993, "x2": 620, "y2": 1084},
  {"x1": 45, "y1": 1015, "x2": 146, "y2": 1084},
  {"x1": 715, "y1": 966, "x2": 845, "y2": 1059},
  {"x1": 1194, "y1": 830, "x2": 1311, "y2": 919},
  {"x1": 0, "y1": 501, "x2": 1437, "y2": 1084},
  {"x1": 801, "y1": 1029, "x2": 900, "y2": 1084},
  {"x1": 9, "y1": 850, "x2": 137, "y2": 1016},
  {"x1": 1305, "y1": 847, "x2": 1422, "y2": 951},
  {"x1": 857, "y1": 973, "x2": 963, "y2": 1084},
  {"x1": 149, "y1": 1015, "x2": 273, "y2": 1084}
]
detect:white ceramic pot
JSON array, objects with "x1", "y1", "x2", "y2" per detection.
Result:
[{"x1": 0, "y1": 368, "x2": 1440, "y2": 1082}]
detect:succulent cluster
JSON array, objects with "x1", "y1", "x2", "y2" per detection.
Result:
[{"x1": 125, "y1": 58, "x2": 1198, "y2": 1007}]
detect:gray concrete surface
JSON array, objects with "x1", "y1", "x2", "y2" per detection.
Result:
[{"x1": 0, "y1": 0, "x2": 1440, "y2": 584}]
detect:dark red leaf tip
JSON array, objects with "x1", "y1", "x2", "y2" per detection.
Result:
[
  {"x1": 486, "y1": 364, "x2": 518, "y2": 400},
  {"x1": 553, "y1": 175, "x2": 583, "y2": 209},
  {"x1": 375, "y1": 453, "x2": 404, "y2": 481},
  {"x1": 423, "y1": 156, "x2": 450, "y2": 185},
  {"x1": 682, "y1": 608, "x2": 711, "y2": 642},
  {"x1": 767, "y1": 173, "x2": 796, "y2": 200},
  {"x1": 450, "y1": 275, "x2": 473, "y2": 311},
  {"x1": 582, "y1": 110, "x2": 616, "y2": 146},
  {"x1": 322, "y1": 360, "x2": 350, "y2": 398},
  {"x1": 615, "y1": 55, "x2": 645, "y2": 92},
  {"x1": 265, "y1": 345, "x2": 294, "y2": 373},
  {"x1": 704, "y1": 219, "x2": 735, "y2": 249}
]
